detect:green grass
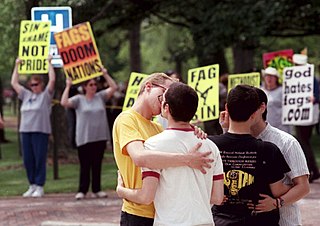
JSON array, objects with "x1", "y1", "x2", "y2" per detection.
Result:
[
  {"x1": 0, "y1": 124, "x2": 320, "y2": 197},
  {"x1": 0, "y1": 129, "x2": 118, "y2": 197}
]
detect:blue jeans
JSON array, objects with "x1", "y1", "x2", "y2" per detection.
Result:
[{"x1": 21, "y1": 132, "x2": 49, "y2": 186}]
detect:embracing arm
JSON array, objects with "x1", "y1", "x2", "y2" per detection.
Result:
[
  {"x1": 116, "y1": 171, "x2": 158, "y2": 205},
  {"x1": 11, "y1": 58, "x2": 24, "y2": 95},
  {"x1": 46, "y1": 55, "x2": 56, "y2": 94},
  {"x1": 254, "y1": 175, "x2": 310, "y2": 212},
  {"x1": 210, "y1": 178, "x2": 224, "y2": 205},
  {"x1": 126, "y1": 140, "x2": 213, "y2": 174},
  {"x1": 101, "y1": 66, "x2": 118, "y2": 99}
]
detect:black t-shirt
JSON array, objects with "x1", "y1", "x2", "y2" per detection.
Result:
[{"x1": 209, "y1": 133, "x2": 291, "y2": 226}]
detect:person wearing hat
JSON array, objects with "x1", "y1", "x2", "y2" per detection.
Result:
[
  {"x1": 292, "y1": 54, "x2": 320, "y2": 183},
  {"x1": 262, "y1": 67, "x2": 291, "y2": 133}
]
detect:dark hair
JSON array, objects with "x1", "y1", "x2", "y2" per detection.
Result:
[
  {"x1": 164, "y1": 83, "x2": 198, "y2": 122},
  {"x1": 227, "y1": 85, "x2": 260, "y2": 121},
  {"x1": 254, "y1": 87, "x2": 268, "y2": 121}
]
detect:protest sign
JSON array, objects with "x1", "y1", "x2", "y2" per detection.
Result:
[
  {"x1": 228, "y1": 72, "x2": 260, "y2": 92},
  {"x1": 54, "y1": 22, "x2": 103, "y2": 84},
  {"x1": 263, "y1": 49, "x2": 294, "y2": 82},
  {"x1": 18, "y1": 20, "x2": 51, "y2": 74},
  {"x1": 188, "y1": 64, "x2": 219, "y2": 122},
  {"x1": 122, "y1": 72, "x2": 148, "y2": 111},
  {"x1": 282, "y1": 64, "x2": 314, "y2": 125}
]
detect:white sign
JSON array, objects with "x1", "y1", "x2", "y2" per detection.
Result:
[
  {"x1": 282, "y1": 64, "x2": 314, "y2": 125},
  {"x1": 31, "y1": 6, "x2": 72, "y2": 67}
]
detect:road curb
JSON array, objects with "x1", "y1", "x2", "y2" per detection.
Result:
[{"x1": 41, "y1": 221, "x2": 118, "y2": 226}]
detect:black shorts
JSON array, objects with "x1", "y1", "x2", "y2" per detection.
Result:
[{"x1": 120, "y1": 211, "x2": 154, "y2": 226}]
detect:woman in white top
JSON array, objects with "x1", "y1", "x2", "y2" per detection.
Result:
[
  {"x1": 11, "y1": 56, "x2": 55, "y2": 198},
  {"x1": 61, "y1": 66, "x2": 117, "y2": 200},
  {"x1": 262, "y1": 67, "x2": 290, "y2": 133}
]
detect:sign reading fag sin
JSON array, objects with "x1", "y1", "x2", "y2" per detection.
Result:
[{"x1": 54, "y1": 22, "x2": 103, "y2": 84}]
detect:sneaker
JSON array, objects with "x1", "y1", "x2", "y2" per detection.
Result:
[
  {"x1": 91, "y1": 191, "x2": 108, "y2": 198},
  {"x1": 31, "y1": 186, "x2": 44, "y2": 198},
  {"x1": 22, "y1": 185, "x2": 36, "y2": 197},
  {"x1": 75, "y1": 192, "x2": 85, "y2": 200}
]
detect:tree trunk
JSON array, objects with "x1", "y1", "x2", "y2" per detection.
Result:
[
  {"x1": 232, "y1": 41, "x2": 256, "y2": 73},
  {"x1": 129, "y1": 19, "x2": 142, "y2": 73}
]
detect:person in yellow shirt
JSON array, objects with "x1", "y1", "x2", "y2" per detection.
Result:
[{"x1": 113, "y1": 72, "x2": 212, "y2": 225}]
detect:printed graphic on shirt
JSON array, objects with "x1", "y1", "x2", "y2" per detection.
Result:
[{"x1": 221, "y1": 149, "x2": 257, "y2": 205}]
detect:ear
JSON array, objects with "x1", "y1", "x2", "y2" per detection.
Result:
[
  {"x1": 145, "y1": 82, "x2": 153, "y2": 92},
  {"x1": 260, "y1": 102, "x2": 266, "y2": 114},
  {"x1": 225, "y1": 103, "x2": 228, "y2": 112}
]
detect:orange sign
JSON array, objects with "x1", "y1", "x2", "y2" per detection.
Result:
[{"x1": 54, "y1": 22, "x2": 102, "y2": 84}]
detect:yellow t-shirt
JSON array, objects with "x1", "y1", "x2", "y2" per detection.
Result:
[{"x1": 113, "y1": 109, "x2": 163, "y2": 218}]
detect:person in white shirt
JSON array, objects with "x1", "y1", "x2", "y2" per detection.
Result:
[{"x1": 117, "y1": 82, "x2": 224, "y2": 226}]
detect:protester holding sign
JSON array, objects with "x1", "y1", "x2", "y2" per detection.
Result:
[
  {"x1": 61, "y1": 66, "x2": 117, "y2": 200},
  {"x1": 292, "y1": 54, "x2": 320, "y2": 183},
  {"x1": 11, "y1": 56, "x2": 55, "y2": 198},
  {"x1": 262, "y1": 67, "x2": 291, "y2": 133}
]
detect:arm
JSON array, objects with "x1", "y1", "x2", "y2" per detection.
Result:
[
  {"x1": 210, "y1": 178, "x2": 224, "y2": 205},
  {"x1": 11, "y1": 58, "x2": 24, "y2": 95},
  {"x1": 101, "y1": 66, "x2": 118, "y2": 99},
  {"x1": 60, "y1": 77, "x2": 74, "y2": 108},
  {"x1": 46, "y1": 55, "x2": 56, "y2": 94},
  {"x1": 254, "y1": 175, "x2": 309, "y2": 212},
  {"x1": 116, "y1": 171, "x2": 158, "y2": 205},
  {"x1": 126, "y1": 140, "x2": 213, "y2": 174},
  {"x1": 0, "y1": 114, "x2": 4, "y2": 129}
]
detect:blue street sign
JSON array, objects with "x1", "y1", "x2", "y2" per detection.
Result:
[
  {"x1": 31, "y1": 6, "x2": 72, "y2": 45},
  {"x1": 31, "y1": 7, "x2": 72, "y2": 67}
]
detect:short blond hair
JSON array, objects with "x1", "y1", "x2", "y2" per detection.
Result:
[{"x1": 138, "y1": 72, "x2": 175, "y2": 95}]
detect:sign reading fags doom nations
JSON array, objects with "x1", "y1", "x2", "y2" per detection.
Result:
[
  {"x1": 54, "y1": 22, "x2": 103, "y2": 84},
  {"x1": 18, "y1": 20, "x2": 51, "y2": 74}
]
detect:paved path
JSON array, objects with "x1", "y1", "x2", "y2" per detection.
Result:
[{"x1": 0, "y1": 179, "x2": 319, "y2": 226}]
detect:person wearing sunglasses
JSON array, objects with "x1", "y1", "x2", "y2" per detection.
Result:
[
  {"x1": 11, "y1": 56, "x2": 55, "y2": 198},
  {"x1": 61, "y1": 66, "x2": 117, "y2": 200}
]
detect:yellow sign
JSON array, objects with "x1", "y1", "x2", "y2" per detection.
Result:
[
  {"x1": 18, "y1": 20, "x2": 51, "y2": 74},
  {"x1": 188, "y1": 64, "x2": 219, "y2": 122},
  {"x1": 228, "y1": 72, "x2": 260, "y2": 92},
  {"x1": 54, "y1": 22, "x2": 103, "y2": 84},
  {"x1": 122, "y1": 72, "x2": 148, "y2": 111}
]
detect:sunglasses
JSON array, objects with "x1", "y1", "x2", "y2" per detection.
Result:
[
  {"x1": 88, "y1": 83, "x2": 97, "y2": 87},
  {"x1": 152, "y1": 83, "x2": 167, "y2": 91},
  {"x1": 30, "y1": 83, "x2": 39, "y2": 87}
]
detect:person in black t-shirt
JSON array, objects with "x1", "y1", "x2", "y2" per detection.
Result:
[{"x1": 209, "y1": 85, "x2": 291, "y2": 226}]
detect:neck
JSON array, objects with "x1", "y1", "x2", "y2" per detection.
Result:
[
  {"x1": 167, "y1": 118, "x2": 192, "y2": 129},
  {"x1": 265, "y1": 84, "x2": 277, "y2": 90},
  {"x1": 85, "y1": 92, "x2": 95, "y2": 100},
  {"x1": 251, "y1": 119, "x2": 267, "y2": 137},
  {"x1": 132, "y1": 97, "x2": 153, "y2": 120},
  {"x1": 228, "y1": 120, "x2": 251, "y2": 134}
]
